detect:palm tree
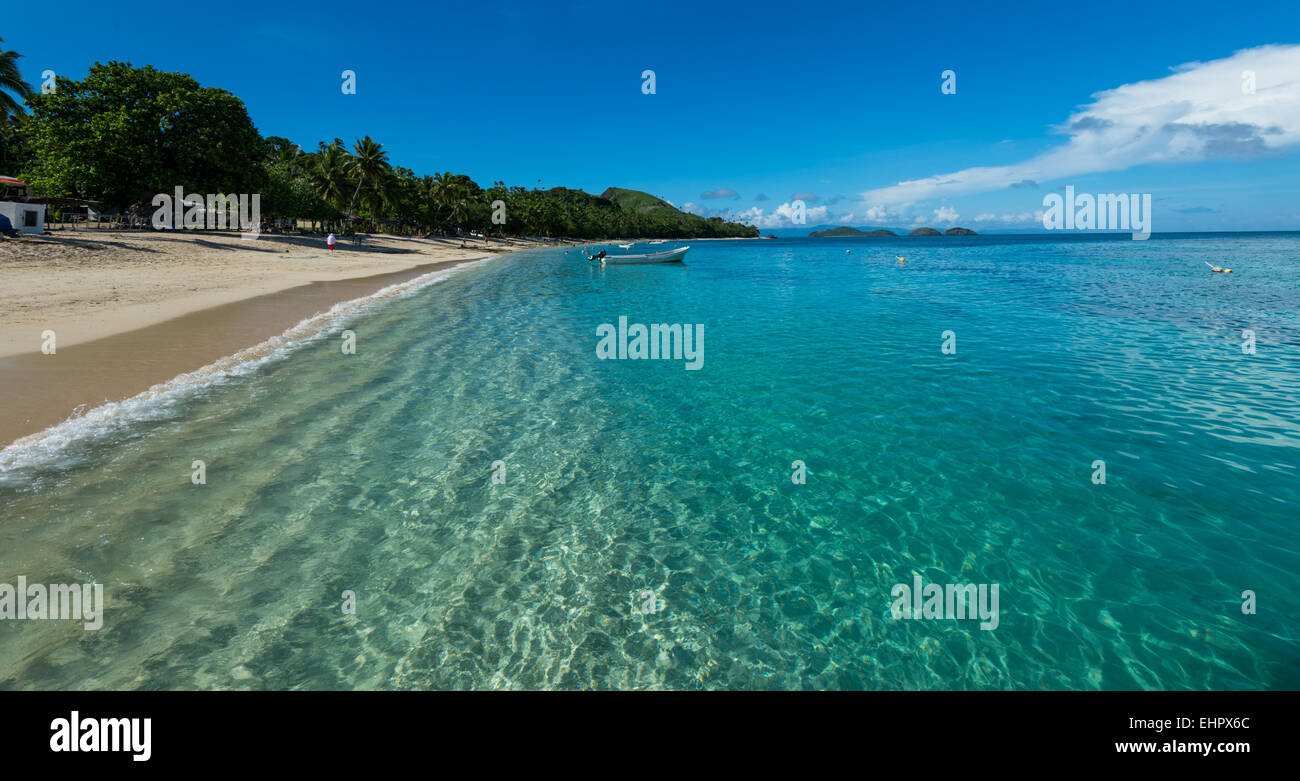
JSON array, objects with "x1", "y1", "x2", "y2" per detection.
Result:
[
  {"x1": 429, "y1": 172, "x2": 473, "y2": 231},
  {"x1": 360, "y1": 167, "x2": 398, "y2": 230},
  {"x1": 346, "y1": 136, "x2": 392, "y2": 225},
  {"x1": 308, "y1": 142, "x2": 350, "y2": 219},
  {"x1": 275, "y1": 143, "x2": 303, "y2": 175},
  {"x1": 419, "y1": 175, "x2": 440, "y2": 231},
  {"x1": 0, "y1": 38, "x2": 33, "y2": 121},
  {"x1": 446, "y1": 183, "x2": 471, "y2": 227},
  {"x1": 428, "y1": 172, "x2": 452, "y2": 212}
]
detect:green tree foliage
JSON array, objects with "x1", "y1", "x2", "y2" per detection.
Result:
[
  {"x1": 0, "y1": 38, "x2": 32, "y2": 121},
  {"x1": 11, "y1": 61, "x2": 758, "y2": 238},
  {"x1": 0, "y1": 37, "x2": 34, "y2": 175},
  {"x1": 0, "y1": 114, "x2": 30, "y2": 175},
  {"x1": 305, "y1": 141, "x2": 351, "y2": 214},
  {"x1": 22, "y1": 62, "x2": 263, "y2": 209},
  {"x1": 258, "y1": 137, "x2": 336, "y2": 225},
  {"x1": 471, "y1": 185, "x2": 757, "y2": 239},
  {"x1": 345, "y1": 135, "x2": 393, "y2": 224}
]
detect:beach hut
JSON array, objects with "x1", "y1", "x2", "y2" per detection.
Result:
[
  {"x1": 0, "y1": 201, "x2": 47, "y2": 233},
  {"x1": 0, "y1": 175, "x2": 26, "y2": 197},
  {"x1": 0, "y1": 177, "x2": 47, "y2": 233}
]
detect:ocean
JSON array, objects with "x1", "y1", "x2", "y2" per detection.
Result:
[{"x1": 1, "y1": 233, "x2": 1297, "y2": 689}]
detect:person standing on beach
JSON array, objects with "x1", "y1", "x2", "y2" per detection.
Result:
[{"x1": 327, "y1": 233, "x2": 336, "y2": 252}]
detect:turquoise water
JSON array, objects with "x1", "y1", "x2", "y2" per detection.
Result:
[{"x1": 1, "y1": 234, "x2": 1297, "y2": 689}]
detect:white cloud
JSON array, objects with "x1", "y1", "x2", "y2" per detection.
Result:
[
  {"x1": 972, "y1": 211, "x2": 1042, "y2": 224},
  {"x1": 862, "y1": 204, "x2": 904, "y2": 223},
  {"x1": 732, "y1": 202, "x2": 830, "y2": 228},
  {"x1": 933, "y1": 206, "x2": 960, "y2": 223},
  {"x1": 861, "y1": 44, "x2": 1300, "y2": 207}
]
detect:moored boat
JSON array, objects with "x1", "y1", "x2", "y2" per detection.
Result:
[{"x1": 594, "y1": 245, "x2": 689, "y2": 264}]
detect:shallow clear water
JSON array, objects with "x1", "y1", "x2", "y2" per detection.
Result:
[{"x1": 1, "y1": 234, "x2": 1297, "y2": 690}]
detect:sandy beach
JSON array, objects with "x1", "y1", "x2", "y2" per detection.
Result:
[{"x1": 0, "y1": 229, "x2": 543, "y2": 447}]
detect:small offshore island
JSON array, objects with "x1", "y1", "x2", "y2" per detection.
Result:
[{"x1": 808, "y1": 225, "x2": 977, "y2": 237}]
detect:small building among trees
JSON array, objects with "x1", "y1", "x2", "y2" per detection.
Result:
[{"x1": 0, "y1": 176, "x2": 46, "y2": 233}]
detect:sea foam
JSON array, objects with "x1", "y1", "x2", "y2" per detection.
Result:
[{"x1": 0, "y1": 258, "x2": 491, "y2": 478}]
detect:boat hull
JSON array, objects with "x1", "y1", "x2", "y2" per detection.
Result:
[{"x1": 599, "y1": 246, "x2": 689, "y2": 264}]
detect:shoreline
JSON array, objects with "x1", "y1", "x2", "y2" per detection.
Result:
[
  {"x1": 0, "y1": 231, "x2": 534, "y2": 449},
  {"x1": 0, "y1": 230, "x2": 526, "y2": 358},
  {"x1": 0, "y1": 231, "x2": 746, "y2": 450}
]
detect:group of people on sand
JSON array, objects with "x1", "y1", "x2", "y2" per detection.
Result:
[
  {"x1": 320, "y1": 230, "x2": 511, "y2": 252},
  {"x1": 460, "y1": 234, "x2": 509, "y2": 249}
]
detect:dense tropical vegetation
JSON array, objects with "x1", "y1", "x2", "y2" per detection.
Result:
[
  {"x1": 21, "y1": 63, "x2": 263, "y2": 208},
  {"x1": 1, "y1": 60, "x2": 757, "y2": 239},
  {"x1": 0, "y1": 38, "x2": 31, "y2": 122},
  {"x1": 0, "y1": 38, "x2": 32, "y2": 176}
]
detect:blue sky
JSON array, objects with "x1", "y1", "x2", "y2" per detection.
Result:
[{"x1": 7, "y1": 0, "x2": 1300, "y2": 231}]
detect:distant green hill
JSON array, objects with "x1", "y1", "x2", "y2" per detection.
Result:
[
  {"x1": 909, "y1": 226, "x2": 977, "y2": 235},
  {"x1": 808, "y1": 225, "x2": 979, "y2": 237},
  {"x1": 808, "y1": 226, "x2": 897, "y2": 237},
  {"x1": 600, "y1": 187, "x2": 676, "y2": 215},
  {"x1": 600, "y1": 187, "x2": 758, "y2": 238}
]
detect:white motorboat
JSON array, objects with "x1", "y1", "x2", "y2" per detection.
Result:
[{"x1": 591, "y1": 245, "x2": 689, "y2": 264}]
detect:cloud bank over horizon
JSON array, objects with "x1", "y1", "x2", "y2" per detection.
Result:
[
  {"x1": 690, "y1": 45, "x2": 1300, "y2": 231},
  {"x1": 857, "y1": 44, "x2": 1300, "y2": 210}
]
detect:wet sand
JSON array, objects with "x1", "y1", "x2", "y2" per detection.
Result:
[
  {"x1": 0, "y1": 259, "x2": 492, "y2": 447},
  {"x1": 0, "y1": 232, "x2": 742, "y2": 451},
  {"x1": 0, "y1": 229, "x2": 513, "y2": 358}
]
